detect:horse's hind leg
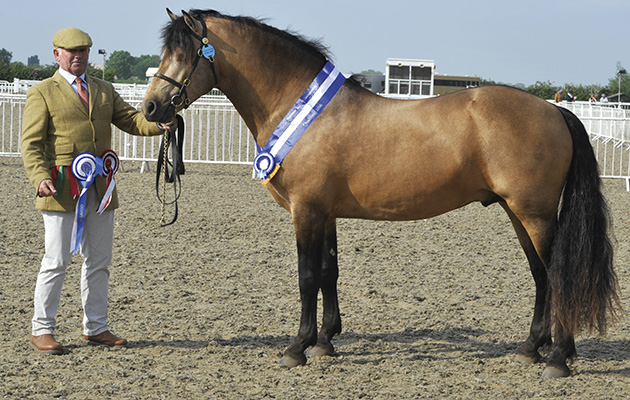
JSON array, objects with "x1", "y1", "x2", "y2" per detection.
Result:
[
  {"x1": 309, "y1": 219, "x2": 341, "y2": 358},
  {"x1": 500, "y1": 204, "x2": 553, "y2": 364}
]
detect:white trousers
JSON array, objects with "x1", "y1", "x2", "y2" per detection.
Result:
[{"x1": 32, "y1": 187, "x2": 114, "y2": 337}]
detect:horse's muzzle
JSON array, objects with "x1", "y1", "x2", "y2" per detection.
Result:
[{"x1": 143, "y1": 98, "x2": 174, "y2": 123}]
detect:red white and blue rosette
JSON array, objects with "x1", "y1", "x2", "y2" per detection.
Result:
[
  {"x1": 70, "y1": 152, "x2": 104, "y2": 254},
  {"x1": 96, "y1": 150, "x2": 119, "y2": 214}
]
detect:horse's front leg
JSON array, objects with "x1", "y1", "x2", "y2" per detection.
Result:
[
  {"x1": 309, "y1": 219, "x2": 341, "y2": 358},
  {"x1": 280, "y1": 213, "x2": 325, "y2": 368}
]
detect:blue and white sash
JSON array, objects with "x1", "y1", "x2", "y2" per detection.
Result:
[{"x1": 254, "y1": 61, "x2": 346, "y2": 186}]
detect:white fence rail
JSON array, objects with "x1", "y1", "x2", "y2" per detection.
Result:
[
  {"x1": 558, "y1": 101, "x2": 630, "y2": 190},
  {"x1": 0, "y1": 86, "x2": 257, "y2": 167},
  {"x1": 2, "y1": 81, "x2": 630, "y2": 190}
]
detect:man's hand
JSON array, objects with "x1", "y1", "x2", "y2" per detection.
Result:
[
  {"x1": 38, "y1": 179, "x2": 58, "y2": 197},
  {"x1": 158, "y1": 118, "x2": 178, "y2": 132}
]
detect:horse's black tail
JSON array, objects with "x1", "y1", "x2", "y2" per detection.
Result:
[{"x1": 549, "y1": 106, "x2": 621, "y2": 339}]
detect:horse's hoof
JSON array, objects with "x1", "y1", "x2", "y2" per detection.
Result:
[
  {"x1": 514, "y1": 352, "x2": 540, "y2": 365},
  {"x1": 279, "y1": 352, "x2": 307, "y2": 368},
  {"x1": 307, "y1": 343, "x2": 334, "y2": 358},
  {"x1": 542, "y1": 365, "x2": 571, "y2": 378}
]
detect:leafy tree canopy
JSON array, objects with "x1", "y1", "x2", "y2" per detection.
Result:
[
  {"x1": 106, "y1": 50, "x2": 134, "y2": 80},
  {"x1": 0, "y1": 48, "x2": 12, "y2": 66}
]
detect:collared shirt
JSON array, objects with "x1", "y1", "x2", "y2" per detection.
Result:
[{"x1": 57, "y1": 67, "x2": 88, "y2": 96}]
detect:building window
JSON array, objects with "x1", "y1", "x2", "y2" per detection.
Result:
[
  {"x1": 411, "y1": 66, "x2": 431, "y2": 80},
  {"x1": 422, "y1": 82, "x2": 431, "y2": 95},
  {"x1": 388, "y1": 64, "x2": 433, "y2": 96},
  {"x1": 389, "y1": 65, "x2": 410, "y2": 80}
]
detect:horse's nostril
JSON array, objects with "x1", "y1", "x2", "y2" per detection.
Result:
[{"x1": 145, "y1": 100, "x2": 156, "y2": 116}]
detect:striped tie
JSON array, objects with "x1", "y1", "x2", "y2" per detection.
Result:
[{"x1": 75, "y1": 77, "x2": 89, "y2": 113}]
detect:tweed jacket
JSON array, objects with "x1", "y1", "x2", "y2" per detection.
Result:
[{"x1": 21, "y1": 71, "x2": 163, "y2": 212}]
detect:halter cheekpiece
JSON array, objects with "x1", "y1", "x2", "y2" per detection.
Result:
[{"x1": 153, "y1": 19, "x2": 219, "y2": 109}]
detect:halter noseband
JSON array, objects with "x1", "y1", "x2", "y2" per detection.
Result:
[{"x1": 153, "y1": 20, "x2": 219, "y2": 109}]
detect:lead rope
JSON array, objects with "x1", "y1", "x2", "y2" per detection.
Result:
[
  {"x1": 156, "y1": 114, "x2": 185, "y2": 227},
  {"x1": 160, "y1": 130, "x2": 170, "y2": 226}
]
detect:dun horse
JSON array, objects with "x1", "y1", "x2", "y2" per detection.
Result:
[{"x1": 142, "y1": 9, "x2": 620, "y2": 378}]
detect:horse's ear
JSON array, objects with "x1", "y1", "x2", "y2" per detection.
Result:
[
  {"x1": 181, "y1": 10, "x2": 204, "y2": 37},
  {"x1": 166, "y1": 8, "x2": 178, "y2": 21}
]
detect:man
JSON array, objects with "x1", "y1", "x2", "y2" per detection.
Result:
[{"x1": 21, "y1": 27, "x2": 172, "y2": 354}]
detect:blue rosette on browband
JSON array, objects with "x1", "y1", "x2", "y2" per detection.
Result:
[{"x1": 70, "y1": 152, "x2": 104, "y2": 254}]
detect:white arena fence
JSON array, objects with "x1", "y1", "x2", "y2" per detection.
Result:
[
  {"x1": 557, "y1": 101, "x2": 630, "y2": 190},
  {"x1": 0, "y1": 80, "x2": 257, "y2": 169},
  {"x1": 1, "y1": 80, "x2": 629, "y2": 190}
]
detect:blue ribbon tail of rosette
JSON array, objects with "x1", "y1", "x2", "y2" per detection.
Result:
[{"x1": 70, "y1": 153, "x2": 104, "y2": 254}]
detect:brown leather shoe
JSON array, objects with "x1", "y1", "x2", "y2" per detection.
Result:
[
  {"x1": 83, "y1": 330, "x2": 128, "y2": 347},
  {"x1": 31, "y1": 334, "x2": 63, "y2": 355}
]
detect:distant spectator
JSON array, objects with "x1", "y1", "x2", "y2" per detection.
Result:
[
  {"x1": 600, "y1": 93, "x2": 608, "y2": 103},
  {"x1": 566, "y1": 90, "x2": 576, "y2": 102},
  {"x1": 554, "y1": 89, "x2": 563, "y2": 103},
  {"x1": 589, "y1": 94, "x2": 598, "y2": 102}
]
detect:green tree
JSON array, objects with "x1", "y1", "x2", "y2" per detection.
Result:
[
  {"x1": 525, "y1": 80, "x2": 557, "y2": 99},
  {"x1": 606, "y1": 62, "x2": 630, "y2": 97},
  {"x1": 9, "y1": 62, "x2": 31, "y2": 79},
  {"x1": 106, "y1": 50, "x2": 134, "y2": 80},
  {"x1": 104, "y1": 69, "x2": 116, "y2": 82},
  {"x1": 132, "y1": 54, "x2": 160, "y2": 80},
  {"x1": 359, "y1": 69, "x2": 383, "y2": 75},
  {"x1": 31, "y1": 64, "x2": 56, "y2": 80},
  {"x1": 0, "y1": 48, "x2": 12, "y2": 66},
  {"x1": 86, "y1": 64, "x2": 104, "y2": 80},
  {"x1": 0, "y1": 48, "x2": 11, "y2": 80}
]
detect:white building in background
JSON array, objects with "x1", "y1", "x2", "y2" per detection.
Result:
[
  {"x1": 357, "y1": 58, "x2": 480, "y2": 98},
  {"x1": 146, "y1": 67, "x2": 159, "y2": 83},
  {"x1": 384, "y1": 58, "x2": 435, "y2": 98}
]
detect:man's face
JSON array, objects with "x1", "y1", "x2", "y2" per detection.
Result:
[{"x1": 54, "y1": 47, "x2": 90, "y2": 76}]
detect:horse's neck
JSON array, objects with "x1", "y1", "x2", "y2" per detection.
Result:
[{"x1": 211, "y1": 21, "x2": 325, "y2": 146}]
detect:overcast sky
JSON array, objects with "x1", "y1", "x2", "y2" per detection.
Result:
[{"x1": 1, "y1": 0, "x2": 628, "y2": 86}]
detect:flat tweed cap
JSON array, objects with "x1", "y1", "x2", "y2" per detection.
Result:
[{"x1": 53, "y1": 27, "x2": 92, "y2": 49}]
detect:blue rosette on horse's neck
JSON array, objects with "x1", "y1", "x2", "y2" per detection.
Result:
[{"x1": 254, "y1": 61, "x2": 346, "y2": 186}]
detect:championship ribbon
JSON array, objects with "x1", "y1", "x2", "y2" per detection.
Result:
[
  {"x1": 70, "y1": 152, "x2": 104, "y2": 254},
  {"x1": 254, "y1": 61, "x2": 345, "y2": 186},
  {"x1": 96, "y1": 150, "x2": 119, "y2": 214}
]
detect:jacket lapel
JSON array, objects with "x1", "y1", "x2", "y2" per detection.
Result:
[
  {"x1": 85, "y1": 76, "x2": 98, "y2": 116},
  {"x1": 53, "y1": 70, "x2": 89, "y2": 116}
]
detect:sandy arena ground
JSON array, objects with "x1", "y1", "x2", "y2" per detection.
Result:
[{"x1": 0, "y1": 159, "x2": 629, "y2": 399}]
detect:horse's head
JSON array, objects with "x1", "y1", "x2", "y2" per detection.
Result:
[{"x1": 143, "y1": 9, "x2": 218, "y2": 123}]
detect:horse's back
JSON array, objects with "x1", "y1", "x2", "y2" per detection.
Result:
[{"x1": 281, "y1": 85, "x2": 573, "y2": 221}]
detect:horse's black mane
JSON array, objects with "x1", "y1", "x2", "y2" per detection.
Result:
[{"x1": 162, "y1": 9, "x2": 331, "y2": 62}]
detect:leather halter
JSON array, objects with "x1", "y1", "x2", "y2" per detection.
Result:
[{"x1": 153, "y1": 20, "x2": 218, "y2": 109}]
